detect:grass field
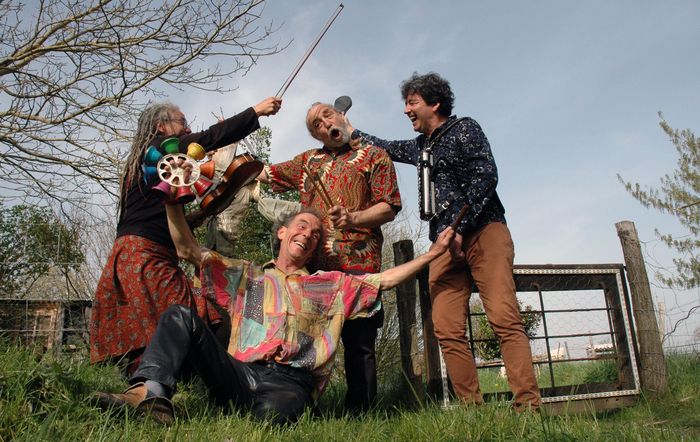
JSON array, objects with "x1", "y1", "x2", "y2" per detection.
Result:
[{"x1": 0, "y1": 344, "x2": 697, "y2": 441}]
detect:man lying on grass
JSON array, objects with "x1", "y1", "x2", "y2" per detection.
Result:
[{"x1": 93, "y1": 205, "x2": 454, "y2": 425}]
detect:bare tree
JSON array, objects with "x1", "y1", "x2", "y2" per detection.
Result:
[
  {"x1": 618, "y1": 113, "x2": 700, "y2": 289},
  {"x1": 0, "y1": 0, "x2": 284, "y2": 215}
]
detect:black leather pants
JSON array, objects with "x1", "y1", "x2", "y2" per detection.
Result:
[
  {"x1": 132, "y1": 305, "x2": 315, "y2": 424},
  {"x1": 340, "y1": 307, "x2": 383, "y2": 412}
]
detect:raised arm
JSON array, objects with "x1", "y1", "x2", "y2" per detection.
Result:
[
  {"x1": 165, "y1": 204, "x2": 202, "y2": 267},
  {"x1": 379, "y1": 227, "x2": 454, "y2": 290}
]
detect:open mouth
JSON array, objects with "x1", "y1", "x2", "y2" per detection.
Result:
[
  {"x1": 330, "y1": 128, "x2": 341, "y2": 139},
  {"x1": 293, "y1": 240, "x2": 307, "y2": 250}
]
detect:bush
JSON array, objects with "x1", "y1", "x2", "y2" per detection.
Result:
[{"x1": 471, "y1": 300, "x2": 541, "y2": 361}]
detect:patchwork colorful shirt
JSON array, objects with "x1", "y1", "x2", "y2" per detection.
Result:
[
  {"x1": 199, "y1": 250, "x2": 382, "y2": 395},
  {"x1": 268, "y1": 139, "x2": 402, "y2": 273}
]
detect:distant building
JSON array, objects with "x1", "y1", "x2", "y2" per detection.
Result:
[
  {"x1": 0, "y1": 268, "x2": 92, "y2": 351},
  {"x1": 586, "y1": 343, "x2": 615, "y2": 359},
  {"x1": 498, "y1": 345, "x2": 568, "y2": 378}
]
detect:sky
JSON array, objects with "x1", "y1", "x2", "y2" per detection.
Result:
[{"x1": 172, "y1": 0, "x2": 700, "y2": 347}]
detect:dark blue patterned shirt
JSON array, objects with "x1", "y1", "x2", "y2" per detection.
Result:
[{"x1": 355, "y1": 116, "x2": 505, "y2": 242}]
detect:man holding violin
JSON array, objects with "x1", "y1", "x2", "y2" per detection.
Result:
[{"x1": 257, "y1": 101, "x2": 402, "y2": 413}]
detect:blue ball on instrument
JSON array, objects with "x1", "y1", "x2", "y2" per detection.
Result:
[
  {"x1": 143, "y1": 145, "x2": 164, "y2": 166},
  {"x1": 141, "y1": 163, "x2": 160, "y2": 185}
]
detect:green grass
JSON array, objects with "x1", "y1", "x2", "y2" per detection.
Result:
[
  {"x1": 0, "y1": 344, "x2": 698, "y2": 441},
  {"x1": 477, "y1": 359, "x2": 619, "y2": 393}
]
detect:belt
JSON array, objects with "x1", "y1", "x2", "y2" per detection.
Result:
[{"x1": 255, "y1": 361, "x2": 312, "y2": 380}]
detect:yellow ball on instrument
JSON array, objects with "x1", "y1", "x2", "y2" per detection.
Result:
[{"x1": 187, "y1": 142, "x2": 206, "y2": 161}]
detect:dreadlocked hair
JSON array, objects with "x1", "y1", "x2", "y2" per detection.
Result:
[{"x1": 119, "y1": 102, "x2": 179, "y2": 213}]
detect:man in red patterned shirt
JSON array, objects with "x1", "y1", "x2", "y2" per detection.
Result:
[{"x1": 257, "y1": 101, "x2": 402, "y2": 412}]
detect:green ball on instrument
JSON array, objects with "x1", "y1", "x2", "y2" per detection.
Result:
[{"x1": 160, "y1": 137, "x2": 180, "y2": 154}]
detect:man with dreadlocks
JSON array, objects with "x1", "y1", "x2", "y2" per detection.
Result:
[{"x1": 90, "y1": 97, "x2": 281, "y2": 375}]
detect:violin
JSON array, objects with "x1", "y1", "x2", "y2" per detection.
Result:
[{"x1": 200, "y1": 152, "x2": 263, "y2": 216}]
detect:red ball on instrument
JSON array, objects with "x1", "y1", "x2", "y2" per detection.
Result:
[
  {"x1": 192, "y1": 177, "x2": 214, "y2": 197},
  {"x1": 175, "y1": 185, "x2": 196, "y2": 204}
]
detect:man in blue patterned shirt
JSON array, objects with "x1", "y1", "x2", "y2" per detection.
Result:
[{"x1": 349, "y1": 72, "x2": 540, "y2": 411}]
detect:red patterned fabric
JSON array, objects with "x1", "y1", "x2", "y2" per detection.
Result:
[
  {"x1": 90, "y1": 235, "x2": 216, "y2": 363},
  {"x1": 268, "y1": 140, "x2": 401, "y2": 273}
]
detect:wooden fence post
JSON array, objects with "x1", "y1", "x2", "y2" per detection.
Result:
[
  {"x1": 393, "y1": 240, "x2": 425, "y2": 406},
  {"x1": 417, "y1": 267, "x2": 446, "y2": 401},
  {"x1": 615, "y1": 220, "x2": 668, "y2": 395}
]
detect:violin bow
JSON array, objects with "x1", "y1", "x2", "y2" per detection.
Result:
[
  {"x1": 275, "y1": 4, "x2": 345, "y2": 97},
  {"x1": 303, "y1": 164, "x2": 335, "y2": 209}
]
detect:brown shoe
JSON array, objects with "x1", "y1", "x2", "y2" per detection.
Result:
[
  {"x1": 92, "y1": 382, "x2": 174, "y2": 425},
  {"x1": 513, "y1": 400, "x2": 540, "y2": 413},
  {"x1": 92, "y1": 382, "x2": 148, "y2": 412},
  {"x1": 136, "y1": 396, "x2": 175, "y2": 425}
]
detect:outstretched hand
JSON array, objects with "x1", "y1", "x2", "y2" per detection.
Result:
[
  {"x1": 430, "y1": 226, "x2": 455, "y2": 256},
  {"x1": 448, "y1": 231, "x2": 465, "y2": 261},
  {"x1": 254, "y1": 97, "x2": 282, "y2": 117}
]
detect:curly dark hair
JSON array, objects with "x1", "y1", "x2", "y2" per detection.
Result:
[
  {"x1": 400, "y1": 72, "x2": 454, "y2": 117},
  {"x1": 271, "y1": 207, "x2": 325, "y2": 262}
]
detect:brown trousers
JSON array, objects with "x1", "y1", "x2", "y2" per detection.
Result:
[{"x1": 429, "y1": 222, "x2": 540, "y2": 410}]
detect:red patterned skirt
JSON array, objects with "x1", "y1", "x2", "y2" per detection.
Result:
[{"x1": 90, "y1": 235, "x2": 217, "y2": 364}]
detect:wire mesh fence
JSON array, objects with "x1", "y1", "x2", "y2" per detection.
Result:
[{"x1": 418, "y1": 264, "x2": 642, "y2": 407}]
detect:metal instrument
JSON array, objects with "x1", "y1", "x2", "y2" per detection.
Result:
[
  {"x1": 418, "y1": 147, "x2": 436, "y2": 221},
  {"x1": 333, "y1": 95, "x2": 352, "y2": 114},
  {"x1": 417, "y1": 117, "x2": 467, "y2": 221}
]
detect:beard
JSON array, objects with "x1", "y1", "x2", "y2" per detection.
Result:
[{"x1": 324, "y1": 124, "x2": 351, "y2": 148}]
